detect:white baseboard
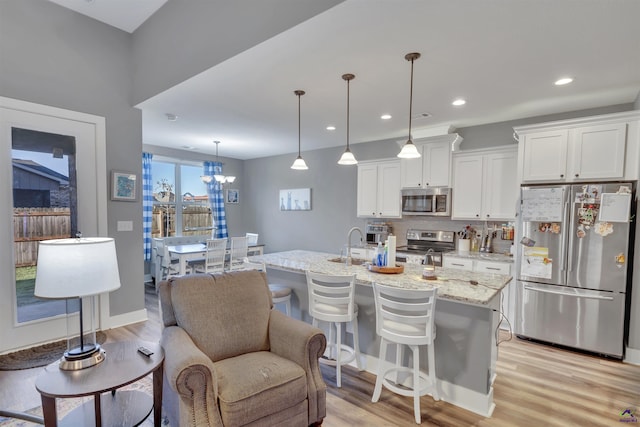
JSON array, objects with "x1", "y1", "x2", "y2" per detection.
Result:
[
  {"x1": 351, "y1": 352, "x2": 495, "y2": 417},
  {"x1": 624, "y1": 346, "x2": 640, "y2": 365},
  {"x1": 105, "y1": 308, "x2": 148, "y2": 330}
]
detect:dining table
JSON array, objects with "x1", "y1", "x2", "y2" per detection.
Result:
[{"x1": 167, "y1": 243, "x2": 265, "y2": 276}]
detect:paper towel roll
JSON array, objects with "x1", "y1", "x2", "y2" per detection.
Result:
[{"x1": 387, "y1": 235, "x2": 396, "y2": 267}]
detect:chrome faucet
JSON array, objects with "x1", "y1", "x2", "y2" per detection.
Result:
[{"x1": 346, "y1": 227, "x2": 364, "y2": 266}]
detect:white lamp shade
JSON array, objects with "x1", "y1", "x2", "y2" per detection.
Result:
[
  {"x1": 201, "y1": 175, "x2": 214, "y2": 184},
  {"x1": 291, "y1": 156, "x2": 309, "y2": 170},
  {"x1": 397, "y1": 141, "x2": 421, "y2": 158},
  {"x1": 338, "y1": 149, "x2": 358, "y2": 165},
  {"x1": 35, "y1": 237, "x2": 121, "y2": 298},
  {"x1": 226, "y1": 176, "x2": 236, "y2": 183}
]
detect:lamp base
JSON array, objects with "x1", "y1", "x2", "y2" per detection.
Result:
[{"x1": 59, "y1": 344, "x2": 105, "y2": 371}]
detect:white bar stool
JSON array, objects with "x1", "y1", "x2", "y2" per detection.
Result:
[
  {"x1": 306, "y1": 271, "x2": 362, "y2": 388},
  {"x1": 371, "y1": 282, "x2": 439, "y2": 424},
  {"x1": 241, "y1": 259, "x2": 292, "y2": 316}
]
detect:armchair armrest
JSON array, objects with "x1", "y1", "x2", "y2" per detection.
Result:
[
  {"x1": 268, "y1": 310, "x2": 327, "y2": 425},
  {"x1": 161, "y1": 326, "x2": 223, "y2": 427}
]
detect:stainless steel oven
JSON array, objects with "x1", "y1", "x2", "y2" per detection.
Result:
[{"x1": 401, "y1": 188, "x2": 451, "y2": 216}]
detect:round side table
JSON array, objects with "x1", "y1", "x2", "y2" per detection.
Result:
[{"x1": 35, "y1": 340, "x2": 164, "y2": 427}]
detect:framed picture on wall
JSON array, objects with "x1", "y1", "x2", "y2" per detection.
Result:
[
  {"x1": 279, "y1": 188, "x2": 311, "y2": 211},
  {"x1": 226, "y1": 189, "x2": 239, "y2": 204},
  {"x1": 110, "y1": 171, "x2": 137, "y2": 201}
]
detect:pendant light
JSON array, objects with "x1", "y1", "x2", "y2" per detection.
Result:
[
  {"x1": 291, "y1": 90, "x2": 309, "y2": 170},
  {"x1": 338, "y1": 73, "x2": 358, "y2": 165},
  {"x1": 397, "y1": 52, "x2": 422, "y2": 159},
  {"x1": 200, "y1": 141, "x2": 236, "y2": 184}
]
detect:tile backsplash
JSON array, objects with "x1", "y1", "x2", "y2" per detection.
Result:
[{"x1": 386, "y1": 217, "x2": 514, "y2": 255}]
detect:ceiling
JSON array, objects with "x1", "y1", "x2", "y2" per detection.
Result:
[{"x1": 51, "y1": 0, "x2": 640, "y2": 160}]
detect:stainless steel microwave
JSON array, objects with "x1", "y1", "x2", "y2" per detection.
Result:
[{"x1": 401, "y1": 188, "x2": 451, "y2": 216}]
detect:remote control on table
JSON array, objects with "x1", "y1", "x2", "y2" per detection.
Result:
[{"x1": 138, "y1": 346, "x2": 153, "y2": 357}]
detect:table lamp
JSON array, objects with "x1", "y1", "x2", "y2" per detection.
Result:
[{"x1": 35, "y1": 237, "x2": 121, "y2": 370}]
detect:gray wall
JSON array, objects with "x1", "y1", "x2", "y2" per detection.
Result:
[
  {"x1": 0, "y1": 0, "x2": 143, "y2": 316},
  {"x1": 131, "y1": 0, "x2": 344, "y2": 104}
]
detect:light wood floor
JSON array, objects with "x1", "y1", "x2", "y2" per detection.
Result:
[{"x1": 1, "y1": 284, "x2": 639, "y2": 426}]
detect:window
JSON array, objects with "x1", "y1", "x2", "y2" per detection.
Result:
[{"x1": 151, "y1": 159, "x2": 212, "y2": 238}]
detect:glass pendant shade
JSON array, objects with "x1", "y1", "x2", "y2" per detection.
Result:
[
  {"x1": 291, "y1": 155, "x2": 309, "y2": 170},
  {"x1": 398, "y1": 140, "x2": 421, "y2": 158},
  {"x1": 338, "y1": 73, "x2": 357, "y2": 165},
  {"x1": 338, "y1": 149, "x2": 358, "y2": 165},
  {"x1": 398, "y1": 52, "x2": 422, "y2": 159},
  {"x1": 291, "y1": 90, "x2": 308, "y2": 170}
]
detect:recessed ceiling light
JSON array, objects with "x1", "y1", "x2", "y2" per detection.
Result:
[
  {"x1": 380, "y1": 114, "x2": 392, "y2": 120},
  {"x1": 166, "y1": 113, "x2": 178, "y2": 121},
  {"x1": 452, "y1": 99, "x2": 466, "y2": 106},
  {"x1": 555, "y1": 77, "x2": 573, "y2": 86},
  {"x1": 326, "y1": 126, "x2": 336, "y2": 131}
]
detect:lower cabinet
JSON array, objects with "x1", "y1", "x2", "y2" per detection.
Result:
[{"x1": 443, "y1": 255, "x2": 514, "y2": 330}]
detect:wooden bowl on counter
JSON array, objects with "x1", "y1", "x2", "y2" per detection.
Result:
[{"x1": 367, "y1": 264, "x2": 404, "y2": 274}]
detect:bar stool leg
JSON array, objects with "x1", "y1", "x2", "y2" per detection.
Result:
[
  {"x1": 372, "y1": 338, "x2": 387, "y2": 402},
  {"x1": 412, "y1": 345, "x2": 421, "y2": 424},
  {"x1": 351, "y1": 316, "x2": 363, "y2": 370},
  {"x1": 428, "y1": 342, "x2": 439, "y2": 401},
  {"x1": 335, "y1": 322, "x2": 342, "y2": 388}
]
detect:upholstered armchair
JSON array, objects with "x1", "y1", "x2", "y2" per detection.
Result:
[{"x1": 158, "y1": 270, "x2": 327, "y2": 426}]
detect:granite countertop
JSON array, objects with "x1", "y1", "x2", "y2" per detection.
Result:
[
  {"x1": 251, "y1": 250, "x2": 512, "y2": 306},
  {"x1": 443, "y1": 251, "x2": 514, "y2": 263}
]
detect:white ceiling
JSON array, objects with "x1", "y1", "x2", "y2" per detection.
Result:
[{"x1": 52, "y1": 0, "x2": 640, "y2": 160}]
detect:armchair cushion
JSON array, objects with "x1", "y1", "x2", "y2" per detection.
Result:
[{"x1": 215, "y1": 351, "x2": 306, "y2": 425}]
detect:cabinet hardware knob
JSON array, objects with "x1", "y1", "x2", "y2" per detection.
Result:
[
  {"x1": 476, "y1": 214, "x2": 480, "y2": 217},
  {"x1": 575, "y1": 174, "x2": 579, "y2": 178},
  {"x1": 560, "y1": 174, "x2": 564, "y2": 178},
  {"x1": 426, "y1": 183, "x2": 429, "y2": 186}
]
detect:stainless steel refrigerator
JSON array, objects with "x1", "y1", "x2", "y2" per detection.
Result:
[{"x1": 516, "y1": 182, "x2": 635, "y2": 358}]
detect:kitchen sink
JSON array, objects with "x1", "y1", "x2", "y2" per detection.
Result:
[{"x1": 327, "y1": 257, "x2": 367, "y2": 266}]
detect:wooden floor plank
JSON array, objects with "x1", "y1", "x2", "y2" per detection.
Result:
[{"x1": 1, "y1": 284, "x2": 639, "y2": 426}]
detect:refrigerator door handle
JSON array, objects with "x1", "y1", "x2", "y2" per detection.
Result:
[
  {"x1": 559, "y1": 199, "x2": 570, "y2": 273},
  {"x1": 523, "y1": 285, "x2": 615, "y2": 301},
  {"x1": 567, "y1": 199, "x2": 576, "y2": 273}
]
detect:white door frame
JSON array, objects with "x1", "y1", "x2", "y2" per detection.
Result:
[{"x1": 0, "y1": 96, "x2": 109, "y2": 353}]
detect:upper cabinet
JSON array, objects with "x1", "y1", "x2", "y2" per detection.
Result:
[
  {"x1": 400, "y1": 134, "x2": 462, "y2": 188},
  {"x1": 515, "y1": 111, "x2": 640, "y2": 184},
  {"x1": 451, "y1": 146, "x2": 518, "y2": 221},
  {"x1": 357, "y1": 159, "x2": 401, "y2": 218}
]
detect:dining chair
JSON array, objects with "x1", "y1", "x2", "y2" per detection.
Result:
[
  {"x1": 227, "y1": 236, "x2": 249, "y2": 271},
  {"x1": 245, "y1": 232, "x2": 259, "y2": 246},
  {"x1": 155, "y1": 239, "x2": 180, "y2": 288},
  {"x1": 195, "y1": 238, "x2": 227, "y2": 274},
  {"x1": 371, "y1": 282, "x2": 439, "y2": 424}
]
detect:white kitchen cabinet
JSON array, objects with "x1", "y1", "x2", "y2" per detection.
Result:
[
  {"x1": 400, "y1": 134, "x2": 462, "y2": 189},
  {"x1": 357, "y1": 160, "x2": 401, "y2": 218},
  {"x1": 516, "y1": 111, "x2": 640, "y2": 183},
  {"x1": 442, "y1": 257, "x2": 474, "y2": 271},
  {"x1": 451, "y1": 146, "x2": 518, "y2": 221}
]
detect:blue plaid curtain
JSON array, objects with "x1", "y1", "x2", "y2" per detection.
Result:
[
  {"x1": 142, "y1": 152, "x2": 153, "y2": 260},
  {"x1": 204, "y1": 161, "x2": 228, "y2": 238}
]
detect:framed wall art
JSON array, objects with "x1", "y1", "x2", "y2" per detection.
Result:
[
  {"x1": 111, "y1": 170, "x2": 137, "y2": 201},
  {"x1": 226, "y1": 189, "x2": 239, "y2": 204},
  {"x1": 279, "y1": 188, "x2": 311, "y2": 211}
]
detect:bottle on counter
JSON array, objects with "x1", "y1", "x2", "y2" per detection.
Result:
[{"x1": 373, "y1": 242, "x2": 383, "y2": 266}]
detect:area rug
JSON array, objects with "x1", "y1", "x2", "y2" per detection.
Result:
[
  {"x1": 0, "y1": 332, "x2": 107, "y2": 371},
  {"x1": 0, "y1": 375, "x2": 170, "y2": 426}
]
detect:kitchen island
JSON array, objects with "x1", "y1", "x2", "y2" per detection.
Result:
[{"x1": 251, "y1": 250, "x2": 512, "y2": 417}]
